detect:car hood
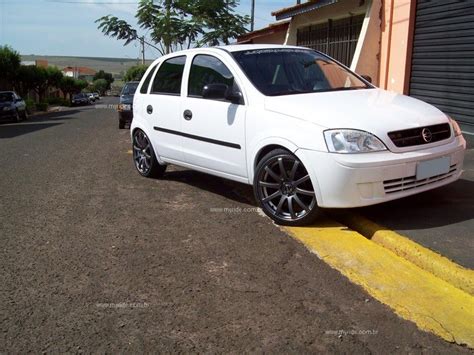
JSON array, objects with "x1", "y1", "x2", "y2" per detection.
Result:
[
  {"x1": 0, "y1": 102, "x2": 13, "y2": 108},
  {"x1": 120, "y1": 95, "x2": 134, "y2": 105},
  {"x1": 264, "y1": 88, "x2": 449, "y2": 136}
]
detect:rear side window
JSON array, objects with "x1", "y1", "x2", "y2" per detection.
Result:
[
  {"x1": 151, "y1": 56, "x2": 186, "y2": 95},
  {"x1": 188, "y1": 55, "x2": 235, "y2": 97},
  {"x1": 139, "y1": 64, "x2": 157, "y2": 94}
]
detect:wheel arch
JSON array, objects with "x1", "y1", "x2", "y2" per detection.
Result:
[{"x1": 249, "y1": 138, "x2": 324, "y2": 207}]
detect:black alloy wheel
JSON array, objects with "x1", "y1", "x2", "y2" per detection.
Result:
[
  {"x1": 132, "y1": 129, "x2": 166, "y2": 178},
  {"x1": 254, "y1": 149, "x2": 320, "y2": 226}
]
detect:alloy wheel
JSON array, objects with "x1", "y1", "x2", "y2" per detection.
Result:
[
  {"x1": 256, "y1": 155, "x2": 316, "y2": 222},
  {"x1": 133, "y1": 130, "x2": 153, "y2": 175}
]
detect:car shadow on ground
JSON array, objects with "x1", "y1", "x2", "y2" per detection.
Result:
[
  {"x1": 0, "y1": 122, "x2": 63, "y2": 139},
  {"x1": 352, "y1": 178, "x2": 474, "y2": 230},
  {"x1": 163, "y1": 168, "x2": 256, "y2": 206},
  {"x1": 0, "y1": 110, "x2": 83, "y2": 139},
  {"x1": 163, "y1": 165, "x2": 473, "y2": 232}
]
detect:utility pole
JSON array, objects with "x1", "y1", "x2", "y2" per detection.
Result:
[
  {"x1": 140, "y1": 36, "x2": 145, "y2": 65},
  {"x1": 250, "y1": 0, "x2": 255, "y2": 32}
]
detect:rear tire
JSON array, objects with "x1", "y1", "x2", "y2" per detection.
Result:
[
  {"x1": 253, "y1": 149, "x2": 321, "y2": 226},
  {"x1": 132, "y1": 129, "x2": 166, "y2": 178}
]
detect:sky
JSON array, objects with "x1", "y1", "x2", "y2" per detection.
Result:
[{"x1": 0, "y1": 0, "x2": 295, "y2": 59}]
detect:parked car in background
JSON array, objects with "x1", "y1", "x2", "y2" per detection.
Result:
[
  {"x1": 86, "y1": 93, "x2": 95, "y2": 103},
  {"x1": 71, "y1": 93, "x2": 90, "y2": 106},
  {"x1": 118, "y1": 81, "x2": 139, "y2": 129},
  {"x1": 0, "y1": 91, "x2": 28, "y2": 122},
  {"x1": 130, "y1": 45, "x2": 465, "y2": 226},
  {"x1": 92, "y1": 92, "x2": 100, "y2": 100}
]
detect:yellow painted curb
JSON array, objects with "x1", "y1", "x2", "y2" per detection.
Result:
[
  {"x1": 284, "y1": 221, "x2": 474, "y2": 348},
  {"x1": 336, "y1": 213, "x2": 474, "y2": 296}
]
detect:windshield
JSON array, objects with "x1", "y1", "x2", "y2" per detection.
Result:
[
  {"x1": 122, "y1": 83, "x2": 139, "y2": 95},
  {"x1": 0, "y1": 93, "x2": 14, "y2": 102},
  {"x1": 232, "y1": 48, "x2": 371, "y2": 96}
]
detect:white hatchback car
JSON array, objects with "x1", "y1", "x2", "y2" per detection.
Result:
[{"x1": 131, "y1": 44, "x2": 465, "y2": 226}]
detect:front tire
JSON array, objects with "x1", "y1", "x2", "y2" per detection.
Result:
[
  {"x1": 14, "y1": 110, "x2": 21, "y2": 122},
  {"x1": 253, "y1": 149, "x2": 320, "y2": 226},
  {"x1": 132, "y1": 129, "x2": 166, "y2": 178}
]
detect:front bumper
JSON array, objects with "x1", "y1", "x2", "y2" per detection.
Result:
[
  {"x1": 0, "y1": 110, "x2": 16, "y2": 120},
  {"x1": 298, "y1": 136, "x2": 466, "y2": 208}
]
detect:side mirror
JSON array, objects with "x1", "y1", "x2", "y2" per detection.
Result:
[
  {"x1": 361, "y1": 75, "x2": 372, "y2": 83},
  {"x1": 225, "y1": 90, "x2": 243, "y2": 105},
  {"x1": 202, "y1": 83, "x2": 228, "y2": 100},
  {"x1": 202, "y1": 83, "x2": 243, "y2": 105}
]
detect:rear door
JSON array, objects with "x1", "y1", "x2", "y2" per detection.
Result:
[
  {"x1": 146, "y1": 55, "x2": 186, "y2": 162},
  {"x1": 180, "y1": 53, "x2": 247, "y2": 179}
]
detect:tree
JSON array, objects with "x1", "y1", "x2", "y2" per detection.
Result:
[
  {"x1": 93, "y1": 70, "x2": 114, "y2": 91},
  {"x1": 0, "y1": 45, "x2": 21, "y2": 85},
  {"x1": 96, "y1": 0, "x2": 249, "y2": 56},
  {"x1": 124, "y1": 64, "x2": 148, "y2": 82},
  {"x1": 91, "y1": 78, "x2": 108, "y2": 95},
  {"x1": 16, "y1": 65, "x2": 45, "y2": 98}
]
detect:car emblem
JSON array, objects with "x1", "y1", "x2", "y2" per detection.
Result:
[{"x1": 421, "y1": 128, "x2": 432, "y2": 143}]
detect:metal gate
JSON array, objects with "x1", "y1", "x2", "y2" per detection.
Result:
[
  {"x1": 409, "y1": 0, "x2": 474, "y2": 126},
  {"x1": 296, "y1": 14, "x2": 365, "y2": 67}
]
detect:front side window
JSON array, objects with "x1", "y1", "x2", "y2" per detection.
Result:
[
  {"x1": 151, "y1": 56, "x2": 186, "y2": 95},
  {"x1": 139, "y1": 64, "x2": 157, "y2": 94},
  {"x1": 232, "y1": 49, "x2": 370, "y2": 96},
  {"x1": 188, "y1": 55, "x2": 236, "y2": 98}
]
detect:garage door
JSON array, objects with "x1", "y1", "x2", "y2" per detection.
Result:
[{"x1": 409, "y1": 0, "x2": 474, "y2": 126}]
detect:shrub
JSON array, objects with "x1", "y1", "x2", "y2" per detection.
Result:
[
  {"x1": 25, "y1": 98, "x2": 36, "y2": 114},
  {"x1": 35, "y1": 102, "x2": 48, "y2": 112},
  {"x1": 45, "y1": 97, "x2": 70, "y2": 106}
]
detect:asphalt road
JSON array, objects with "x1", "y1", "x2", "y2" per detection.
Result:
[{"x1": 0, "y1": 97, "x2": 469, "y2": 352}]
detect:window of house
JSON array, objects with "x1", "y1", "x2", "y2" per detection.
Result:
[{"x1": 151, "y1": 56, "x2": 186, "y2": 95}]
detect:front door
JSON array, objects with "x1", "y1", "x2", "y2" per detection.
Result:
[{"x1": 180, "y1": 54, "x2": 247, "y2": 179}]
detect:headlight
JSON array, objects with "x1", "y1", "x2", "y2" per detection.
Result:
[
  {"x1": 324, "y1": 129, "x2": 387, "y2": 153},
  {"x1": 3, "y1": 106, "x2": 12, "y2": 111},
  {"x1": 448, "y1": 116, "x2": 462, "y2": 137}
]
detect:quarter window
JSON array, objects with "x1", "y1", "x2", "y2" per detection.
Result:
[
  {"x1": 151, "y1": 56, "x2": 186, "y2": 95},
  {"x1": 188, "y1": 55, "x2": 236, "y2": 98},
  {"x1": 139, "y1": 64, "x2": 157, "y2": 94}
]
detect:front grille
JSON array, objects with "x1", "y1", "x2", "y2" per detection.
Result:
[
  {"x1": 388, "y1": 123, "x2": 451, "y2": 147},
  {"x1": 383, "y1": 164, "x2": 457, "y2": 194}
]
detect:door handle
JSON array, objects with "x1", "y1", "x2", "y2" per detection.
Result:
[
  {"x1": 146, "y1": 105, "x2": 153, "y2": 114},
  {"x1": 183, "y1": 109, "x2": 192, "y2": 120}
]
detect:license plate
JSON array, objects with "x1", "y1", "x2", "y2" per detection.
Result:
[{"x1": 416, "y1": 156, "x2": 450, "y2": 180}]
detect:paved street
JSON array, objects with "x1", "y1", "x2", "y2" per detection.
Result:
[{"x1": 0, "y1": 97, "x2": 470, "y2": 352}]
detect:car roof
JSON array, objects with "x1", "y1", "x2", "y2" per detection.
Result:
[
  {"x1": 0, "y1": 91, "x2": 15, "y2": 94},
  {"x1": 151, "y1": 44, "x2": 306, "y2": 63}
]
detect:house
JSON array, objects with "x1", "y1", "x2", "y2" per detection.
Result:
[
  {"x1": 238, "y1": 0, "x2": 474, "y2": 130},
  {"x1": 237, "y1": 20, "x2": 290, "y2": 44},
  {"x1": 62, "y1": 66, "x2": 96, "y2": 82}
]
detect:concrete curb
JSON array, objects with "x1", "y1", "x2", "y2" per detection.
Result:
[{"x1": 335, "y1": 213, "x2": 474, "y2": 296}]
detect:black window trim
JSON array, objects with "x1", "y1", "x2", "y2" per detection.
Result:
[
  {"x1": 187, "y1": 53, "x2": 245, "y2": 105},
  {"x1": 150, "y1": 55, "x2": 187, "y2": 96},
  {"x1": 139, "y1": 63, "x2": 159, "y2": 95}
]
